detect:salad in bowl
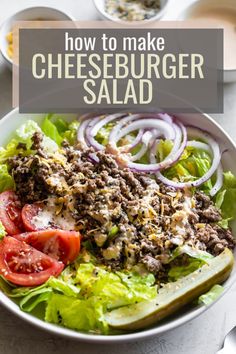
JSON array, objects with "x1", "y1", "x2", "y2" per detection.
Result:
[{"x1": 0, "y1": 110, "x2": 235, "y2": 337}]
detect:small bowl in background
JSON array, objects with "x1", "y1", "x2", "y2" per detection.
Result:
[
  {"x1": 178, "y1": 0, "x2": 236, "y2": 83},
  {"x1": 93, "y1": 0, "x2": 169, "y2": 25},
  {"x1": 0, "y1": 6, "x2": 74, "y2": 70}
]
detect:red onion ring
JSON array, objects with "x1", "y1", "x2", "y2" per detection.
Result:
[
  {"x1": 76, "y1": 114, "x2": 223, "y2": 194},
  {"x1": 186, "y1": 140, "x2": 211, "y2": 153},
  {"x1": 87, "y1": 113, "x2": 127, "y2": 151},
  {"x1": 130, "y1": 131, "x2": 154, "y2": 162},
  {"x1": 123, "y1": 128, "x2": 144, "y2": 152},
  {"x1": 77, "y1": 118, "x2": 92, "y2": 149},
  {"x1": 209, "y1": 163, "x2": 223, "y2": 197},
  {"x1": 109, "y1": 113, "x2": 174, "y2": 152},
  {"x1": 114, "y1": 118, "x2": 176, "y2": 146},
  {"x1": 109, "y1": 120, "x2": 186, "y2": 172},
  {"x1": 156, "y1": 127, "x2": 221, "y2": 189},
  {"x1": 187, "y1": 141, "x2": 223, "y2": 195}
]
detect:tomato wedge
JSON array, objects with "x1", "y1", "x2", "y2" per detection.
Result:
[
  {"x1": 0, "y1": 190, "x2": 23, "y2": 235},
  {"x1": 14, "y1": 229, "x2": 81, "y2": 264},
  {"x1": 21, "y1": 203, "x2": 42, "y2": 231},
  {"x1": 0, "y1": 237, "x2": 64, "y2": 286}
]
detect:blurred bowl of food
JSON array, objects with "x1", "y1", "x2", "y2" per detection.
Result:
[
  {"x1": 93, "y1": 0, "x2": 169, "y2": 25},
  {"x1": 178, "y1": 0, "x2": 236, "y2": 83},
  {"x1": 0, "y1": 6, "x2": 73, "y2": 70}
]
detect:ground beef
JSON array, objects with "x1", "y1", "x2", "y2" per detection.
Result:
[
  {"x1": 141, "y1": 255, "x2": 162, "y2": 274},
  {"x1": 8, "y1": 155, "x2": 51, "y2": 202},
  {"x1": 196, "y1": 224, "x2": 235, "y2": 255},
  {"x1": 8, "y1": 135, "x2": 236, "y2": 276}
]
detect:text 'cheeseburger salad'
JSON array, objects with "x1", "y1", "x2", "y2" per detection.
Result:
[{"x1": 0, "y1": 112, "x2": 235, "y2": 334}]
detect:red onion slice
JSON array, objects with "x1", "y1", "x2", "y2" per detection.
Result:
[
  {"x1": 186, "y1": 140, "x2": 211, "y2": 153},
  {"x1": 187, "y1": 140, "x2": 223, "y2": 195},
  {"x1": 121, "y1": 128, "x2": 144, "y2": 152},
  {"x1": 130, "y1": 131, "x2": 154, "y2": 161},
  {"x1": 87, "y1": 113, "x2": 127, "y2": 151},
  {"x1": 77, "y1": 118, "x2": 92, "y2": 149},
  {"x1": 76, "y1": 114, "x2": 223, "y2": 194},
  {"x1": 115, "y1": 119, "x2": 176, "y2": 146},
  {"x1": 108, "y1": 120, "x2": 186, "y2": 172},
  {"x1": 156, "y1": 127, "x2": 221, "y2": 189},
  {"x1": 209, "y1": 163, "x2": 223, "y2": 197},
  {"x1": 85, "y1": 115, "x2": 105, "y2": 150},
  {"x1": 109, "y1": 113, "x2": 174, "y2": 151}
]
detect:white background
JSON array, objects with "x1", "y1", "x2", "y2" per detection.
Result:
[{"x1": 1, "y1": 1, "x2": 236, "y2": 353}]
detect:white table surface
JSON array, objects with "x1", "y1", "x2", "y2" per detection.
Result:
[{"x1": 1, "y1": 1, "x2": 236, "y2": 353}]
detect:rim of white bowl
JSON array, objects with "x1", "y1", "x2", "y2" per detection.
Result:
[
  {"x1": 0, "y1": 6, "x2": 74, "y2": 66},
  {"x1": 0, "y1": 107, "x2": 236, "y2": 342},
  {"x1": 93, "y1": 0, "x2": 170, "y2": 25}
]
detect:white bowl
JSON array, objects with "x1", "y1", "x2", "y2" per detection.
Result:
[
  {"x1": 0, "y1": 6, "x2": 74, "y2": 70},
  {"x1": 177, "y1": 0, "x2": 236, "y2": 83},
  {"x1": 93, "y1": 0, "x2": 169, "y2": 25},
  {"x1": 0, "y1": 108, "x2": 236, "y2": 342}
]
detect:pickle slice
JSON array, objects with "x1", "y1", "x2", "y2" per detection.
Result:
[{"x1": 105, "y1": 248, "x2": 234, "y2": 330}]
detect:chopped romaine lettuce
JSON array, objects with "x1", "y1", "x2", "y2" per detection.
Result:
[
  {"x1": 20, "y1": 288, "x2": 52, "y2": 312},
  {"x1": 0, "y1": 120, "x2": 58, "y2": 193},
  {"x1": 168, "y1": 259, "x2": 203, "y2": 281},
  {"x1": 75, "y1": 263, "x2": 157, "y2": 309},
  {"x1": 170, "y1": 245, "x2": 214, "y2": 263},
  {"x1": 42, "y1": 115, "x2": 80, "y2": 146},
  {"x1": 16, "y1": 120, "x2": 57, "y2": 153},
  {"x1": 47, "y1": 277, "x2": 80, "y2": 298},
  {"x1": 0, "y1": 164, "x2": 14, "y2": 193},
  {"x1": 0, "y1": 120, "x2": 57, "y2": 164},
  {"x1": 158, "y1": 141, "x2": 213, "y2": 191},
  {"x1": 5, "y1": 263, "x2": 157, "y2": 334},
  {"x1": 95, "y1": 122, "x2": 114, "y2": 146},
  {"x1": 198, "y1": 284, "x2": 224, "y2": 306},
  {"x1": 62, "y1": 121, "x2": 80, "y2": 145},
  {"x1": 168, "y1": 246, "x2": 214, "y2": 281},
  {"x1": 45, "y1": 293, "x2": 108, "y2": 333},
  {"x1": 214, "y1": 172, "x2": 236, "y2": 228},
  {"x1": 44, "y1": 264, "x2": 156, "y2": 333},
  {"x1": 157, "y1": 139, "x2": 174, "y2": 162},
  {"x1": 42, "y1": 114, "x2": 64, "y2": 145}
]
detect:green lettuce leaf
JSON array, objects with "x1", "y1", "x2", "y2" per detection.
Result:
[
  {"x1": 0, "y1": 120, "x2": 57, "y2": 165},
  {"x1": 62, "y1": 120, "x2": 80, "y2": 145},
  {"x1": 157, "y1": 139, "x2": 174, "y2": 162},
  {"x1": 168, "y1": 259, "x2": 203, "y2": 281},
  {"x1": 116, "y1": 271, "x2": 156, "y2": 301},
  {"x1": 170, "y1": 245, "x2": 214, "y2": 263},
  {"x1": 42, "y1": 114, "x2": 64, "y2": 145},
  {"x1": 42, "y1": 115, "x2": 80, "y2": 146},
  {"x1": 47, "y1": 277, "x2": 80, "y2": 298},
  {"x1": 0, "y1": 164, "x2": 14, "y2": 193},
  {"x1": 19, "y1": 288, "x2": 52, "y2": 312},
  {"x1": 95, "y1": 122, "x2": 114, "y2": 146},
  {"x1": 168, "y1": 246, "x2": 213, "y2": 281},
  {"x1": 45, "y1": 293, "x2": 108, "y2": 333},
  {"x1": 214, "y1": 172, "x2": 236, "y2": 228},
  {"x1": 198, "y1": 284, "x2": 224, "y2": 306},
  {"x1": 44, "y1": 263, "x2": 157, "y2": 333},
  {"x1": 156, "y1": 141, "x2": 213, "y2": 191},
  {"x1": 15, "y1": 120, "x2": 57, "y2": 153},
  {"x1": 5, "y1": 262, "x2": 157, "y2": 334},
  {"x1": 75, "y1": 263, "x2": 157, "y2": 309}
]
